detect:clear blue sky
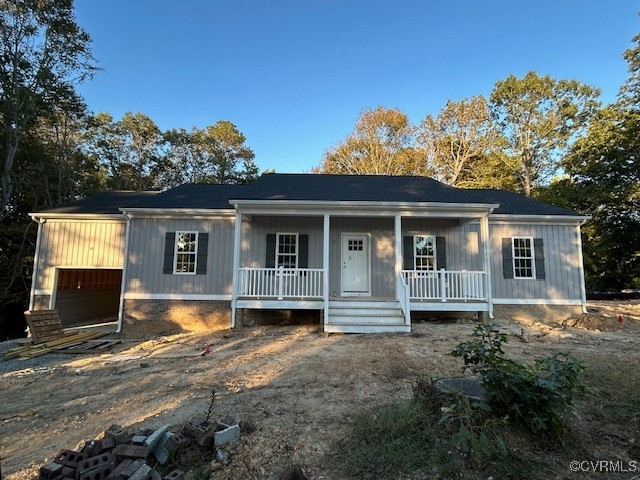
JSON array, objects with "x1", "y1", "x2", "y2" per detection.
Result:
[{"x1": 74, "y1": 1, "x2": 638, "y2": 173}]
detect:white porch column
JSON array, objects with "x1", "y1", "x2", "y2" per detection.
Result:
[
  {"x1": 28, "y1": 218, "x2": 45, "y2": 311},
  {"x1": 480, "y1": 214, "x2": 493, "y2": 318},
  {"x1": 231, "y1": 209, "x2": 242, "y2": 328},
  {"x1": 394, "y1": 214, "x2": 402, "y2": 291},
  {"x1": 323, "y1": 214, "x2": 330, "y2": 327},
  {"x1": 116, "y1": 214, "x2": 132, "y2": 333},
  {"x1": 576, "y1": 223, "x2": 588, "y2": 313}
]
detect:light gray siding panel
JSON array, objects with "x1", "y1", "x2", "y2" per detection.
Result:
[
  {"x1": 242, "y1": 216, "x2": 324, "y2": 269},
  {"x1": 490, "y1": 223, "x2": 581, "y2": 300},
  {"x1": 35, "y1": 220, "x2": 126, "y2": 291},
  {"x1": 126, "y1": 217, "x2": 235, "y2": 295}
]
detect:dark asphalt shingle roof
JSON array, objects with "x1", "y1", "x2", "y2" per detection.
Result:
[{"x1": 38, "y1": 174, "x2": 581, "y2": 216}]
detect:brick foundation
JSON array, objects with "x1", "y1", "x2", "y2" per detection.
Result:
[
  {"x1": 33, "y1": 294, "x2": 51, "y2": 310},
  {"x1": 122, "y1": 299, "x2": 231, "y2": 337},
  {"x1": 492, "y1": 304, "x2": 583, "y2": 326}
]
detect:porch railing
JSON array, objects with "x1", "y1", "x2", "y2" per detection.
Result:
[
  {"x1": 238, "y1": 267, "x2": 325, "y2": 299},
  {"x1": 396, "y1": 273, "x2": 411, "y2": 325},
  {"x1": 401, "y1": 269, "x2": 486, "y2": 302}
]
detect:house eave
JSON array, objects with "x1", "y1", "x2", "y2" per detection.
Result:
[
  {"x1": 29, "y1": 213, "x2": 126, "y2": 222},
  {"x1": 489, "y1": 214, "x2": 591, "y2": 225},
  {"x1": 230, "y1": 199, "x2": 499, "y2": 217},
  {"x1": 119, "y1": 208, "x2": 235, "y2": 218}
]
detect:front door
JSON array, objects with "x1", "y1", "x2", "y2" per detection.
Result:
[{"x1": 341, "y1": 234, "x2": 370, "y2": 296}]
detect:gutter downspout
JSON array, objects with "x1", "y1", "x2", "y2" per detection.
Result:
[
  {"x1": 116, "y1": 213, "x2": 132, "y2": 333},
  {"x1": 28, "y1": 217, "x2": 46, "y2": 311},
  {"x1": 482, "y1": 210, "x2": 495, "y2": 319},
  {"x1": 576, "y1": 218, "x2": 589, "y2": 314}
]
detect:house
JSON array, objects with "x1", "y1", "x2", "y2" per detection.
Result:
[{"x1": 28, "y1": 174, "x2": 589, "y2": 334}]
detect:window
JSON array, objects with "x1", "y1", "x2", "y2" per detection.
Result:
[
  {"x1": 348, "y1": 239, "x2": 363, "y2": 251},
  {"x1": 414, "y1": 235, "x2": 436, "y2": 271},
  {"x1": 276, "y1": 233, "x2": 298, "y2": 268},
  {"x1": 174, "y1": 231, "x2": 198, "y2": 274},
  {"x1": 512, "y1": 237, "x2": 534, "y2": 279}
]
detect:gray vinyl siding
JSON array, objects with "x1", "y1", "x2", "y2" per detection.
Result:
[
  {"x1": 35, "y1": 219, "x2": 126, "y2": 291},
  {"x1": 242, "y1": 216, "x2": 323, "y2": 268},
  {"x1": 490, "y1": 223, "x2": 582, "y2": 300},
  {"x1": 402, "y1": 219, "x2": 482, "y2": 271},
  {"x1": 126, "y1": 217, "x2": 235, "y2": 295}
]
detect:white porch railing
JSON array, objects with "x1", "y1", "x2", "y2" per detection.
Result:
[
  {"x1": 238, "y1": 267, "x2": 325, "y2": 299},
  {"x1": 401, "y1": 269, "x2": 486, "y2": 302},
  {"x1": 397, "y1": 273, "x2": 411, "y2": 325}
]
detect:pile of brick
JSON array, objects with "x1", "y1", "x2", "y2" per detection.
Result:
[{"x1": 39, "y1": 417, "x2": 241, "y2": 480}]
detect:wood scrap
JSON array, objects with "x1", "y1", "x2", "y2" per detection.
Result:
[{"x1": 2, "y1": 332, "x2": 116, "y2": 360}]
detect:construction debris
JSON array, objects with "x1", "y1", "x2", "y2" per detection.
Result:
[
  {"x1": 3, "y1": 332, "x2": 120, "y2": 360},
  {"x1": 37, "y1": 417, "x2": 241, "y2": 480},
  {"x1": 24, "y1": 310, "x2": 65, "y2": 344}
]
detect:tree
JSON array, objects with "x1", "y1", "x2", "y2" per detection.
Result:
[
  {"x1": 0, "y1": 0, "x2": 96, "y2": 219},
  {"x1": 417, "y1": 95, "x2": 513, "y2": 188},
  {"x1": 318, "y1": 106, "x2": 427, "y2": 176},
  {"x1": 490, "y1": 71, "x2": 600, "y2": 196}
]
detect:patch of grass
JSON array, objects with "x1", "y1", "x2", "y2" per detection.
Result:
[{"x1": 332, "y1": 398, "x2": 455, "y2": 479}]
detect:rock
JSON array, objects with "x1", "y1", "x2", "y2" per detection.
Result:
[{"x1": 209, "y1": 461, "x2": 222, "y2": 472}]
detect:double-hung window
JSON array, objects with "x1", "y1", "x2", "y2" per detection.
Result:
[
  {"x1": 512, "y1": 237, "x2": 534, "y2": 279},
  {"x1": 276, "y1": 233, "x2": 298, "y2": 268},
  {"x1": 414, "y1": 235, "x2": 436, "y2": 271},
  {"x1": 174, "y1": 231, "x2": 198, "y2": 274}
]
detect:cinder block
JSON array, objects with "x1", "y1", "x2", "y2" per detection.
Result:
[
  {"x1": 145, "y1": 426, "x2": 170, "y2": 451},
  {"x1": 81, "y1": 441, "x2": 98, "y2": 459},
  {"x1": 61, "y1": 467, "x2": 75, "y2": 478},
  {"x1": 166, "y1": 433, "x2": 189, "y2": 452},
  {"x1": 53, "y1": 450, "x2": 83, "y2": 468},
  {"x1": 112, "y1": 444, "x2": 147, "y2": 460},
  {"x1": 39, "y1": 461, "x2": 63, "y2": 480},
  {"x1": 182, "y1": 421, "x2": 206, "y2": 439},
  {"x1": 118, "y1": 459, "x2": 145, "y2": 478},
  {"x1": 163, "y1": 469, "x2": 184, "y2": 480},
  {"x1": 104, "y1": 425, "x2": 129, "y2": 445},
  {"x1": 128, "y1": 464, "x2": 151, "y2": 480},
  {"x1": 104, "y1": 459, "x2": 133, "y2": 480},
  {"x1": 77, "y1": 452, "x2": 115, "y2": 478},
  {"x1": 78, "y1": 463, "x2": 115, "y2": 480},
  {"x1": 96, "y1": 437, "x2": 116, "y2": 453},
  {"x1": 131, "y1": 435, "x2": 147, "y2": 445},
  {"x1": 214, "y1": 424, "x2": 240, "y2": 448},
  {"x1": 139, "y1": 470, "x2": 161, "y2": 480}
]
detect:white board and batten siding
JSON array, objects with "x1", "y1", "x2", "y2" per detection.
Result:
[
  {"x1": 125, "y1": 217, "x2": 235, "y2": 296},
  {"x1": 34, "y1": 219, "x2": 126, "y2": 292},
  {"x1": 489, "y1": 223, "x2": 582, "y2": 302}
]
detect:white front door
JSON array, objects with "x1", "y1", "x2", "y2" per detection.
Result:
[{"x1": 341, "y1": 234, "x2": 370, "y2": 296}]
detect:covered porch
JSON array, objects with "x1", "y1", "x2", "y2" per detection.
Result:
[{"x1": 229, "y1": 200, "x2": 497, "y2": 332}]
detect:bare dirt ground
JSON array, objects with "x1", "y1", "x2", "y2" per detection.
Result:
[{"x1": 1, "y1": 301, "x2": 639, "y2": 480}]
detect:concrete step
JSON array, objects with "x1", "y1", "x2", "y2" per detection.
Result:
[
  {"x1": 329, "y1": 315, "x2": 404, "y2": 324},
  {"x1": 325, "y1": 323, "x2": 411, "y2": 334},
  {"x1": 329, "y1": 307, "x2": 403, "y2": 316}
]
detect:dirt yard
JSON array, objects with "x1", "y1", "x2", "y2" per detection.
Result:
[{"x1": 1, "y1": 301, "x2": 639, "y2": 479}]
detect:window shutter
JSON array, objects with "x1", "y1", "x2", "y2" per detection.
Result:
[
  {"x1": 163, "y1": 232, "x2": 176, "y2": 274},
  {"x1": 502, "y1": 237, "x2": 514, "y2": 279},
  {"x1": 534, "y1": 238, "x2": 545, "y2": 280},
  {"x1": 266, "y1": 234, "x2": 276, "y2": 268},
  {"x1": 195, "y1": 233, "x2": 209, "y2": 275},
  {"x1": 436, "y1": 236, "x2": 446, "y2": 270},
  {"x1": 298, "y1": 234, "x2": 309, "y2": 268},
  {"x1": 403, "y1": 236, "x2": 414, "y2": 270}
]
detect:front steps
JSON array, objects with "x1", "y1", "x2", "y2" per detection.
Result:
[{"x1": 325, "y1": 300, "x2": 410, "y2": 333}]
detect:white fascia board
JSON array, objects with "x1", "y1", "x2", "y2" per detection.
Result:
[
  {"x1": 489, "y1": 214, "x2": 591, "y2": 226},
  {"x1": 230, "y1": 200, "x2": 499, "y2": 217},
  {"x1": 493, "y1": 298, "x2": 583, "y2": 306},
  {"x1": 28, "y1": 213, "x2": 126, "y2": 222},
  {"x1": 119, "y1": 208, "x2": 235, "y2": 219}
]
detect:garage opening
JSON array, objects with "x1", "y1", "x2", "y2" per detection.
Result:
[{"x1": 54, "y1": 268, "x2": 122, "y2": 328}]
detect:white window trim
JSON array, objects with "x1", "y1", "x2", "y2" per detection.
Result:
[
  {"x1": 276, "y1": 232, "x2": 299, "y2": 269},
  {"x1": 512, "y1": 236, "x2": 536, "y2": 280},
  {"x1": 174, "y1": 231, "x2": 199, "y2": 275},
  {"x1": 414, "y1": 234, "x2": 437, "y2": 271}
]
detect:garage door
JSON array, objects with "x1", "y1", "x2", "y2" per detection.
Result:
[{"x1": 54, "y1": 269, "x2": 122, "y2": 328}]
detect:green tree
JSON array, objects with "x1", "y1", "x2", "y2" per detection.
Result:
[
  {"x1": 418, "y1": 95, "x2": 515, "y2": 188},
  {"x1": 318, "y1": 106, "x2": 427, "y2": 176},
  {"x1": 490, "y1": 71, "x2": 600, "y2": 196},
  {"x1": 0, "y1": 0, "x2": 97, "y2": 219}
]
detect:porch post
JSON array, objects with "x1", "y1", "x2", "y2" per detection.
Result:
[
  {"x1": 231, "y1": 209, "x2": 242, "y2": 328},
  {"x1": 480, "y1": 214, "x2": 493, "y2": 318},
  {"x1": 323, "y1": 214, "x2": 330, "y2": 327}
]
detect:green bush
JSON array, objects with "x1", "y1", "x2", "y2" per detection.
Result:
[{"x1": 452, "y1": 323, "x2": 583, "y2": 436}]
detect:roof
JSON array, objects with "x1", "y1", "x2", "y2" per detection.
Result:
[{"x1": 34, "y1": 174, "x2": 581, "y2": 217}]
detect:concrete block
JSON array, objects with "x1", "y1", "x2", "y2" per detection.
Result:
[
  {"x1": 112, "y1": 444, "x2": 147, "y2": 460},
  {"x1": 214, "y1": 424, "x2": 240, "y2": 448},
  {"x1": 78, "y1": 463, "x2": 116, "y2": 480},
  {"x1": 104, "y1": 426, "x2": 129, "y2": 445},
  {"x1": 149, "y1": 432, "x2": 173, "y2": 465},
  {"x1": 218, "y1": 415, "x2": 238, "y2": 427},
  {"x1": 39, "y1": 461, "x2": 63, "y2": 480},
  {"x1": 96, "y1": 437, "x2": 116, "y2": 453},
  {"x1": 118, "y1": 459, "x2": 145, "y2": 478},
  {"x1": 105, "y1": 459, "x2": 133, "y2": 480},
  {"x1": 53, "y1": 450, "x2": 83, "y2": 468},
  {"x1": 182, "y1": 421, "x2": 206, "y2": 439},
  {"x1": 128, "y1": 464, "x2": 151, "y2": 480},
  {"x1": 144, "y1": 425, "x2": 170, "y2": 451},
  {"x1": 131, "y1": 435, "x2": 147, "y2": 445},
  {"x1": 163, "y1": 469, "x2": 184, "y2": 480},
  {"x1": 166, "y1": 433, "x2": 189, "y2": 452},
  {"x1": 61, "y1": 467, "x2": 75, "y2": 478},
  {"x1": 77, "y1": 452, "x2": 115, "y2": 478}
]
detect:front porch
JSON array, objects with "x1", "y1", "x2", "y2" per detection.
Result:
[{"x1": 229, "y1": 200, "x2": 496, "y2": 333}]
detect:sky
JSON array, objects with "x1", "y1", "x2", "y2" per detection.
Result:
[{"x1": 74, "y1": 1, "x2": 639, "y2": 174}]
